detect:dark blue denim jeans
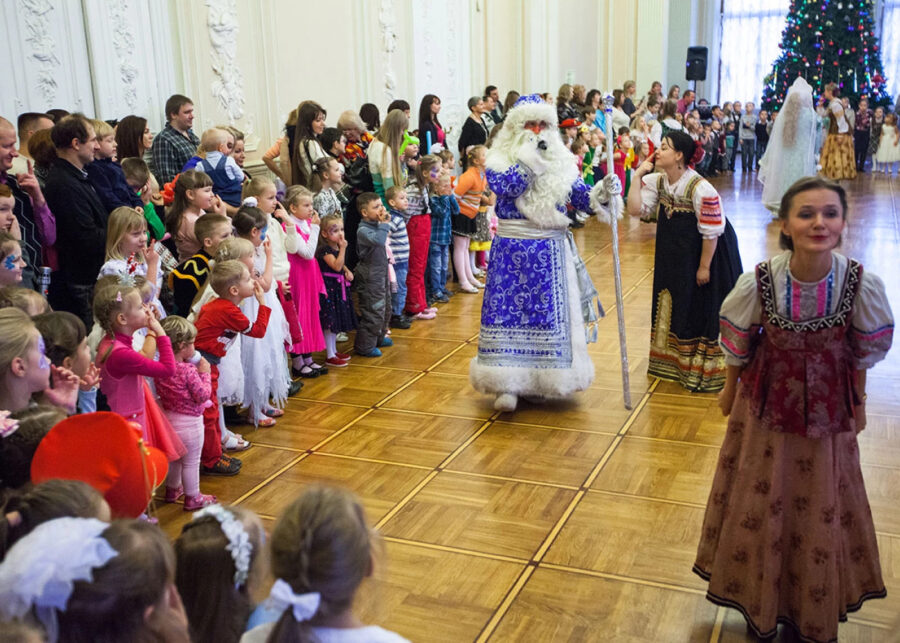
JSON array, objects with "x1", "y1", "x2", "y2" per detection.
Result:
[{"x1": 428, "y1": 243, "x2": 450, "y2": 296}]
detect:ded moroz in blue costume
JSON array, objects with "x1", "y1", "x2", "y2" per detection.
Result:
[{"x1": 469, "y1": 94, "x2": 618, "y2": 412}]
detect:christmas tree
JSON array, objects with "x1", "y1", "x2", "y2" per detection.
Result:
[{"x1": 761, "y1": 0, "x2": 891, "y2": 112}]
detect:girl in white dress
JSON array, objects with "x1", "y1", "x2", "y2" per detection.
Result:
[
  {"x1": 874, "y1": 112, "x2": 900, "y2": 174},
  {"x1": 233, "y1": 203, "x2": 291, "y2": 427}
]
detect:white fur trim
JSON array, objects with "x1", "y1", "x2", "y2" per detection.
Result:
[
  {"x1": 486, "y1": 125, "x2": 579, "y2": 230},
  {"x1": 469, "y1": 242, "x2": 595, "y2": 399}
]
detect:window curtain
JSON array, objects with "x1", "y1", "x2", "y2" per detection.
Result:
[
  {"x1": 881, "y1": 0, "x2": 900, "y2": 104},
  {"x1": 718, "y1": 0, "x2": 794, "y2": 105}
]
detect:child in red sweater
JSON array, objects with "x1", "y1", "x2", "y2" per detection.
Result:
[{"x1": 194, "y1": 260, "x2": 270, "y2": 476}]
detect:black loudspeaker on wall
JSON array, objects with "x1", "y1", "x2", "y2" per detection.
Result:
[{"x1": 686, "y1": 46, "x2": 708, "y2": 81}]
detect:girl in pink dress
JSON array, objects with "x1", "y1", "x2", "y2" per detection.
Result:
[
  {"x1": 283, "y1": 185, "x2": 327, "y2": 377},
  {"x1": 694, "y1": 177, "x2": 894, "y2": 642},
  {"x1": 94, "y1": 275, "x2": 184, "y2": 461}
]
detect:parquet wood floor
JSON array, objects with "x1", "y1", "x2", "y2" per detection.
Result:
[{"x1": 158, "y1": 172, "x2": 900, "y2": 641}]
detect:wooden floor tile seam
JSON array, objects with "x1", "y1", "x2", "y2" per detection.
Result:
[
  {"x1": 617, "y1": 379, "x2": 659, "y2": 438},
  {"x1": 843, "y1": 616, "x2": 892, "y2": 631},
  {"x1": 537, "y1": 562, "x2": 708, "y2": 597},
  {"x1": 373, "y1": 470, "x2": 440, "y2": 530},
  {"x1": 436, "y1": 419, "x2": 494, "y2": 469},
  {"x1": 291, "y1": 397, "x2": 370, "y2": 410},
  {"x1": 371, "y1": 372, "x2": 427, "y2": 408},
  {"x1": 230, "y1": 453, "x2": 309, "y2": 507},
  {"x1": 710, "y1": 606, "x2": 726, "y2": 643},
  {"x1": 615, "y1": 432, "x2": 723, "y2": 449},
  {"x1": 479, "y1": 419, "x2": 619, "y2": 436},
  {"x1": 859, "y1": 461, "x2": 900, "y2": 472},
  {"x1": 619, "y1": 268, "x2": 654, "y2": 301},
  {"x1": 590, "y1": 488, "x2": 707, "y2": 509},
  {"x1": 306, "y1": 451, "x2": 435, "y2": 471},
  {"x1": 364, "y1": 406, "x2": 495, "y2": 423},
  {"x1": 380, "y1": 536, "x2": 531, "y2": 565},
  {"x1": 580, "y1": 435, "x2": 624, "y2": 490},
  {"x1": 306, "y1": 408, "x2": 377, "y2": 452},
  {"x1": 580, "y1": 241, "x2": 612, "y2": 266},
  {"x1": 345, "y1": 363, "x2": 423, "y2": 374},
  {"x1": 530, "y1": 489, "x2": 586, "y2": 562},
  {"x1": 422, "y1": 341, "x2": 472, "y2": 373},
  {"x1": 643, "y1": 389, "x2": 718, "y2": 403},
  {"x1": 242, "y1": 442, "x2": 306, "y2": 454},
  {"x1": 475, "y1": 565, "x2": 537, "y2": 643},
  {"x1": 386, "y1": 335, "x2": 466, "y2": 344},
  {"x1": 585, "y1": 487, "x2": 707, "y2": 509},
  {"x1": 438, "y1": 468, "x2": 581, "y2": 491},
  {"x1": 875, "y1": 529, "x2": 900, "y2": 540}
]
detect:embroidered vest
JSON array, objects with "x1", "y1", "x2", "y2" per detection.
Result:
[{"x1": 739, "y1": 259, "x2": 863, "y2": 438}]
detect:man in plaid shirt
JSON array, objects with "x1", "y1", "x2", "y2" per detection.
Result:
[{"x1": 151, "y1": 94, "x2": 199, "y2": 184}]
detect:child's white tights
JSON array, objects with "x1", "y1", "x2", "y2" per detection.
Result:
[
  {"x1": 453, "y1": 235, "x2": 477, "y2": 289},
  {"x1": 324, "y1": 330, "x2": 337, "y2": 359}
]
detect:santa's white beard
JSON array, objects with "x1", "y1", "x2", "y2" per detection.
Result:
[{"x1": 487, "y1": 128, "x2": 578, "y2": 229}]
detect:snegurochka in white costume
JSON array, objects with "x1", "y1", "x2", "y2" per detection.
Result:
[{"x1": 469, "y1": 94, "x2": 619, "y2": 412}]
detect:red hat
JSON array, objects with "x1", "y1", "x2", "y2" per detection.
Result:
[
  {"x1": 560, "y1": 118, "x2": 580, "y2": 128},
  {"x1": 30, "y1": 412, "x2": 168, "y2": 519}
]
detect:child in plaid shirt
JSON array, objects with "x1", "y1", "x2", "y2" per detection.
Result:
[{"x1": 428, "y1": 172, "x2": 458, "y2": 303}]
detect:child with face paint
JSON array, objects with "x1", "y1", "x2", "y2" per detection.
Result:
[
  {"x1": 232, "y1": 203, "x2": 291, "y2": 426},
  {"x1": 0, "y1": 308, "x2": 80, "y2": 415},
  {"x1": 0, "y1": 232, "x2": 27, "y2": 287}
]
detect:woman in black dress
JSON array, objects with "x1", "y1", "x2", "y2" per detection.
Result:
[
  {"x1": 458, "y1": 96, "x2": 488, "y2": 170},
  {"x1": 626, "y1": 130, "x2": 743, "y2": 392}
]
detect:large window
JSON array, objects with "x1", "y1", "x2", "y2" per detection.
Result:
[
  {"x1": 881, "y1": 0, "x2": 900, "y2": 102},
  {"x1": 718, "y1": 0, "x2": 791, "y2": 105}
]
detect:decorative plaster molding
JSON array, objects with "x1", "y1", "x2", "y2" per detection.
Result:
[
  {"x1": 205, "y1": 0, "x2": 245, "y2": 122},
  {"x1": 20, "y1": 0, "x2": 61, "y2": 104},
  {"x1": 378, "y1": 0, "x2": 398, "y2": 102},
  {"x1": 107, "y1": 0, "x2": 139, "y2": 110}
]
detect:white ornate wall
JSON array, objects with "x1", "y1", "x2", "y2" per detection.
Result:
[{"x1": 2, "y1": 0, "x2": 681, "y2": 163}]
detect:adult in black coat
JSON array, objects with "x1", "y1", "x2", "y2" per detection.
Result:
[{"x1": 43, "y1": 115, "x2": 107, "y2": 327}]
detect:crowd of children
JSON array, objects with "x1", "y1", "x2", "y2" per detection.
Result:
[{"x1": 0, "y1": 81, "x2": 896, "y2": 642}]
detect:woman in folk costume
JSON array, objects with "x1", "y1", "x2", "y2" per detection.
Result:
[
  {"x1": 627, "y1": 130, "x2": 743, "y2": 392},
  {"x1": 818, "y1": 82, "x2": 857, "y2": 180},
  {"x1": 469, "y1": 94, "x2": 618, "y2": 412},
  {"x1": 758, "y1": 77, "x2": 818, "y2": 216},
  {"x1": 694, "y1": 177, "x2": 893, "y2": 642}
]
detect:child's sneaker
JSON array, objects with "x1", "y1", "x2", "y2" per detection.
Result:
[
  {"x1": 164, "y1": 485, "x2": 184, "y2": 503},
  {"x1": 336, "y1": 332, "x2": 349, "y2": 342},
  {"x1": 335, "y1": 351, "x2": 352, "y2": 360},
  {"x1": 183, "y1": 493, "x2": 218, "y2": 511},
  {"x1": 424, "y1": 306, "x2": 438, "y2": 314},
  {"x1": 202, "y1": 456, "x2": 241, "y2": 476},
  {"x1": 414, "y1": 310, "x2": 436, "y2": 320},
  {"x1": 377, "y1": 336, "x2": 394, "y2": 347},
  {"x1": 357, "y1": 347, "x2": 383, "y2": 357},
  {"x1": 326, "y1": 356, "x2": 349, "y2": 367}
]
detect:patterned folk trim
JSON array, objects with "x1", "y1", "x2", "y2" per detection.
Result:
[
  {"x1": 756, "y1": 259, "x2": 862, "y2": 332},
  {"x1": 656, "y1": 174, "x2": 704, "y2": 220},
  {"x1": 477, "y1": 237, "x2": 573, "y2": 369}
]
